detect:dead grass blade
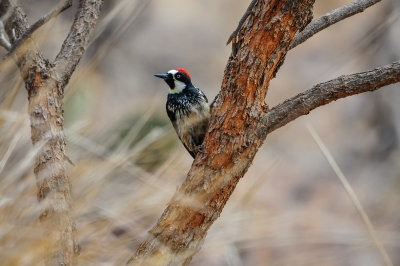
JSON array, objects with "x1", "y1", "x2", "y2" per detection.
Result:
[{"x1": 307, "y1": 124, "x2": 393, "y2": 266}]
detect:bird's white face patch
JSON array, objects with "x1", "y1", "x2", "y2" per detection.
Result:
[
  {"x1": 167, "y1": 69, "x2": 185, "y2": 94},
  {"x1": 168, "y1": 69, "x2": 178, "y2": 75}
]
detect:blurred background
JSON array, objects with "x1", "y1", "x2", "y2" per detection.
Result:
[{"x1": 0, "y1": 0, "x2": 399, "y2": 265}]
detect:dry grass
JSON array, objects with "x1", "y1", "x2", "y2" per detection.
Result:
[{"x1": 308, "y1": 124, "x2": 393, "y2": 266}]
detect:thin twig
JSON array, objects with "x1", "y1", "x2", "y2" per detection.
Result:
[
  {"x1": 264, "y1": 61, "x2": 400, "y2": 135},
  {"x1": 0, "y1": 20, "x2": 11, "y2": 50},
  {"x1": 291, "y1": 0, "x2": 382, "y2": 49},
  {"x1": 25, "y1": 0, "x2": 72, "y2": 37},
  {"x1": 307, "y1": 125, "x2": 393, "y2": 266},
  {"x1": 6, "y1": 0, "x2": 72, "y2": 54},
  {"x1": 0, "y1": 2, "x2": 13, "y2": 51},
  {"x1": 226, "y1": 0, "x2": 258, "y2": 45}
]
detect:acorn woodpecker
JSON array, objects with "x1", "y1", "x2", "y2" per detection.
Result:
[{"x1": 154, "y1": 68, "x2": 210, "y2": 158}]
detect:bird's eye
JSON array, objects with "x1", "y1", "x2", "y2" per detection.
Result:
[{"x1": 176, "y1": 74, "x2": 182, "y2": 79}]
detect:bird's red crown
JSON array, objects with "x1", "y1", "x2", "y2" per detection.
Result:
[{"x1": 174, "y1": 68, "x2": 191, "y2": 79}]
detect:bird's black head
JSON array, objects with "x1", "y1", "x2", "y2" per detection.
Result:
[{"x1": 154, "y1": 68, "x2": 193, "y2": 93}]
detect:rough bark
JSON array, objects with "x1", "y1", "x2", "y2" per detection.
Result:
[
  {"x1": 128, "y1": 0, "x2": 315, "y2": 265},
  {"x1": 54, "y1": 0, "x2": 103, "y2": 88},
  {"x1": 264, "y1": 61, "x2": 400, "y2": 134},
  {"x1": 1, "y1": 1, "x2": 103, "y2": 265}
]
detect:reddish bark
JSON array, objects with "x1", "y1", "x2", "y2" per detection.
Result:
[{"x1": 129, "y1": 0, "x2": 315, "y2": 265}]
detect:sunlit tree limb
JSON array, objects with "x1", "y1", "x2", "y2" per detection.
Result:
[{"x1": 264, "y1": 61, "x2": 400, "y2": 134}]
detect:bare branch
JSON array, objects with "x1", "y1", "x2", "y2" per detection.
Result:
[
  {"x1": 0, "y1": 20, "x2": 11, "y2": 50},
  {"x1": 0, "y1": 1, "x2": 13, "y2": 50},
  {"x1": 31, "y1": 0, "x2": 72, "y2": 31},
  {"x1": 291, "y1": 0, "x2": 382, "y2": 49},
  {"x1": 264, "y1": 61, "x2": 400, "y2": 134},
  {"x1": 54, "y1": 0, "x2": 104, "y2": 88},
  {"x1": 6, "y1": 0, "x2": 72, "y2": 54},
  {"x1": 226, "y1": 0, "x2": 257, "y2": 45}
]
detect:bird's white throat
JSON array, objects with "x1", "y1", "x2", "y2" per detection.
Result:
[{"x1": 170, "y1": 80, "x2": 186, "y2": 94}]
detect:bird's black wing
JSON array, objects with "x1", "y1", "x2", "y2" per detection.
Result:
[
  {"x1": 166, "y1": 104, "x2": 196, "y2": 158},
  {"x1": 196, "y1": 87, "x2": 208, "y2": 103}
]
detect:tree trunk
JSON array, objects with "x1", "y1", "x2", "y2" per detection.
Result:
[
  {"x1": 129, "y1": 0, "x2": 315, "y2": 265},
  {"x1": 2, "y1": 1, "x2": 103, "y2": 264}
]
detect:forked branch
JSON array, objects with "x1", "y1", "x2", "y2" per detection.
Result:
[
  {"x1": 6, "y1": 0, "x2": 72, "y2": 54},
  {"x1": 0, "y1": 0, "x2": 104, "y2": 265}
]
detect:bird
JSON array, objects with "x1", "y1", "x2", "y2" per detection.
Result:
[{"x1": 154, "y1": 68, "x2": 210, "y2": 158}]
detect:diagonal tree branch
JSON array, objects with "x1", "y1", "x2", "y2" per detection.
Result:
[
  {"x1": 128, "y1": 0, "x2": 315, "y2": 265},
  {"x1": 0, "y1": 0, "x2": 72, "y2": 55},
  {"x1": 5, "y1": 0, "x2": 72, "y2": 55},
  {"x1": 291, "y1": 0, "x2": 382, "y2": 49},
  {"x1": 54, "y1": 0, "x2": 103, "y2": 89},
  {"x1": 263, "y1": 61, "x2": 400, "y2": 134}
]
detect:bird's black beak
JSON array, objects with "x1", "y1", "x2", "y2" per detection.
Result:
[
  {"x1": 154, "y1": 73, "x2": 169, "y2": 80},
  {"x1": 154, "y1": 73, "x2": 175, "y2": 89}
]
